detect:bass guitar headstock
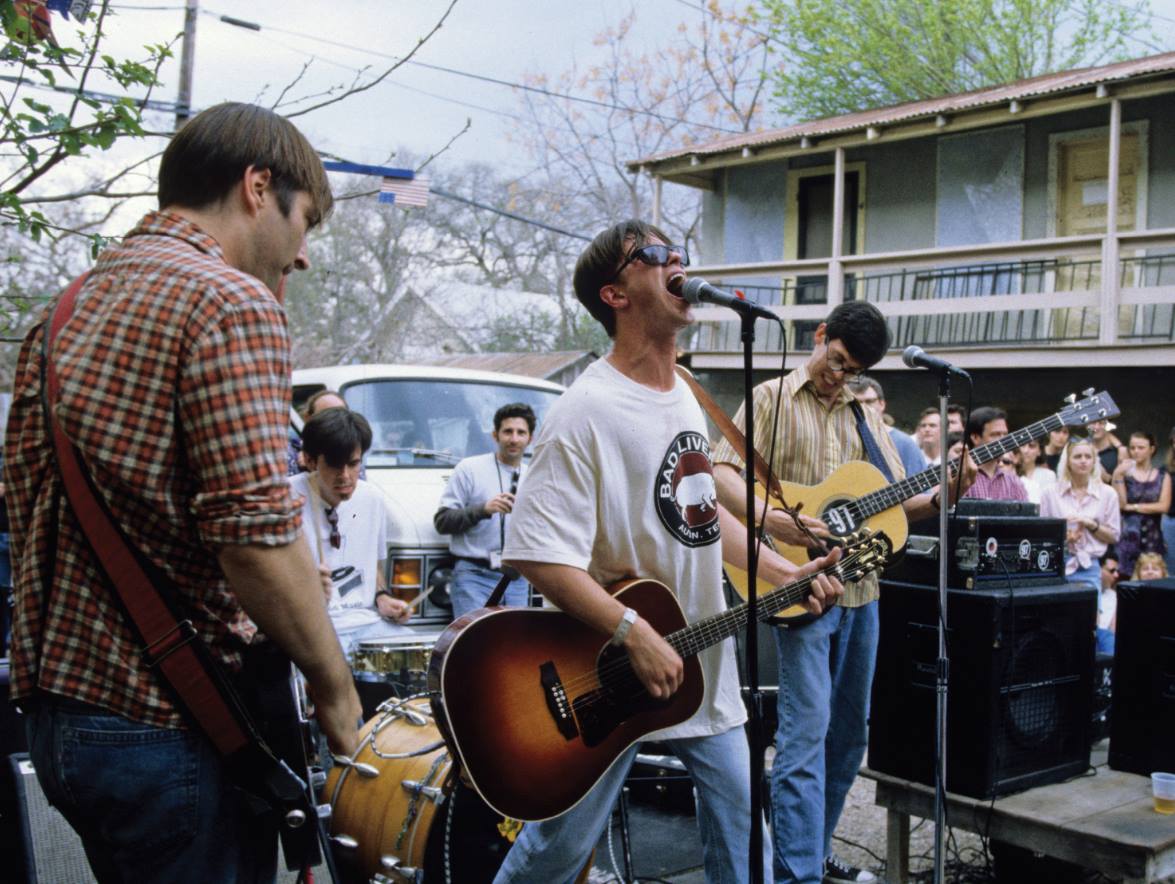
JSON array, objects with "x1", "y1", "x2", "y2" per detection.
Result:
[{"x1": 1059, "y1": 389, "x2": 1119, "y2": 430}]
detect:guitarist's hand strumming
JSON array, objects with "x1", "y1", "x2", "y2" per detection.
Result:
[{"x1": 622, "y1": 615, "x2": 685, "y2": 700}]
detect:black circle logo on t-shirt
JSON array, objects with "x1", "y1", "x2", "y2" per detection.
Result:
[{"x1": 655, "y1": 431, "x2": 721, "y2": 548}]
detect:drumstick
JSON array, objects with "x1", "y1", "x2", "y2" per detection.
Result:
[{"x1": 401, "y1": 586, "x2": 434, "y2": 610}]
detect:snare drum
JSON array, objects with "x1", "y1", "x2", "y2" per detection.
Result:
[
  {"x1": 323, "y1": 699, "x2": 520, "y2": 882},
  {"x1": 351, "y1": 635, "x2": 433, "y2": 687}
]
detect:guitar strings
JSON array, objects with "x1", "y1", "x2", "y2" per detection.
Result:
[{"x1": 550, "y1": 547, "x2": 873, "y2": 704}]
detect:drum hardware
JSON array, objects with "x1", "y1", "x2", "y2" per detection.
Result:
[
  {"x1": 284, "y1": 808, "x2": 307, "y2": 827},
  {"x1": 331, "y1": 754, "x2": 381, "y2": 778},
  {"x1": 401, "y1": 779, "x2": 445, "y2": 803},
  {"x1": 379, "y1": 854, "x2": 418, "y2": 879},
  {"x1": 331, "y1": 833, "x2": 359, "y2": 850}
]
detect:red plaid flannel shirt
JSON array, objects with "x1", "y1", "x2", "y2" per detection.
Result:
[{"x1": 3, "y1": 212, "x2": 302, "y2": 728}]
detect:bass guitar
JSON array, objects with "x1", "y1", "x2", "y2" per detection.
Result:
[
  {"x1": 725, "y1": 389, "x2": 1119, "y2": 623},
  {"x1": 428, "y1": 531, "x2": 891, "y2": 822}
]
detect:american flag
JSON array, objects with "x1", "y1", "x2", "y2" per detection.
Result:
[{"x1": 379, "y1": 174, "x2": 430, "y2": 207}]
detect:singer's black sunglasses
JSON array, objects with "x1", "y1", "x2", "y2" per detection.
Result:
[{"x1": 608, "y1": 243, "x2": 689, "y2": 283}]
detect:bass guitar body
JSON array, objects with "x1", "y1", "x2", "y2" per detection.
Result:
[
  {"x1": 725, "y1": 461, "x2": 905, "y2": 621},
  {"x1": 429, "y1": 579, "x2": 703, "y2": 823}
]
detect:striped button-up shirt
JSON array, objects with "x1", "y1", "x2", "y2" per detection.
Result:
[
  {"x1": 712, "y1": 363, "x2": 904, "y2": 607},
  {"x1": 4, "y1": 212, "x2": 302, "y2": 728}
]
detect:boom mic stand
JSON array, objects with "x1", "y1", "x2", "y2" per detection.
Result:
[
  {"x1": 932, "y1": 377, "x2": 951, "y2": 884},
  {"x1": 739, "y1": 309, "x2": 766, "y2": 884}
]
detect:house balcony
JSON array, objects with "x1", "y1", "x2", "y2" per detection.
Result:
[{"x1": 683, "y1": 229, "x2": 1175, "y2": 370}]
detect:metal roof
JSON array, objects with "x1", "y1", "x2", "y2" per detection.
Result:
[{"x1": 631, "y1": 51, "x2": 1175, "y2": 169}]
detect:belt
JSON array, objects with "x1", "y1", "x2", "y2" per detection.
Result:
[{"x1": 456, "y1": 555, "x2": 494, "y2": 570}]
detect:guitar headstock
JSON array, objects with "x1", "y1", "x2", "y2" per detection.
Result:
[
  {"x1": 1058, "y1": 390, "x2": 1119, "y2": 430},
  {"x1": 834, "y1": 530, "x2": 893, "y2": 584}
]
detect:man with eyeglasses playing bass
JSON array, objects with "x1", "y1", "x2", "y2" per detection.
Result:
[{"x1": 712, "y1": 302, "x2": 974, "y2": 884}]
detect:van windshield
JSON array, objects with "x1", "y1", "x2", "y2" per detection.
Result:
[{"x1": 340, "y1": 379, "x2": 561, "y2": 467}]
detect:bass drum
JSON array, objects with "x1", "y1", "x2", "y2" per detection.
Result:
[{"x1": 323, "y1": 698, "x2": 520, "y2": 883}]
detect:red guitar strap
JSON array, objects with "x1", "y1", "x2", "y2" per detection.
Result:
[{"x1": 42, "y1": 274, "x2": 260, "y2": 758}]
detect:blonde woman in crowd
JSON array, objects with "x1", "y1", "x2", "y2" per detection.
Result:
[{"x1": 1040, "y1": 438, "x2": 1121, "y2": 590}]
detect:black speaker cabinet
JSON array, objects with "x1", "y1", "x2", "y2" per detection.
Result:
[
  {"x1": 870, "y1": 580, "x2": 1095, "y2": 799},
  {"x1": 1109, "y1": 577, "x2": 1175, "y2": 775}
]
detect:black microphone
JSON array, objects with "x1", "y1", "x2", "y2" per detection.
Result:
[
  {"x1": 902, "y1": 345, "x2": 970, "y2": 379},
  {"x1": 681, "y1": 277, "x2": 776, "y2": 320}
]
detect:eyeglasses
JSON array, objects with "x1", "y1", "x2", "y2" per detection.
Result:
[
  {"x1": 510, "y1": 471, "x2": 520, "y2": 496},
  {"x1": 825, "y1": 351, "x2": 864, "y2": 381},
  {"x1": 999, "y1": 457, "x2": 1016, "y2": 466},
  {"x1": 608, "y1": 243, "x2": 689, "y2": 283},
  {"x1": 325, "y1": 507, "x2": 340, "y2": 549},
  {"x1": 1104, "y1": 566, "x2": 1119, "y2": 574}
]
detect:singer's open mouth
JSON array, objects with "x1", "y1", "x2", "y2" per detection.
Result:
[{"x1": 667, "y1": 271, "x2": 686, "y2": 298}]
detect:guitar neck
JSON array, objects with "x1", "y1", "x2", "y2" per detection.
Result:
[
  {"x1": 664, "y1": 548, "x2": 872, "y2": 661},
  {"x1": 850, "y1": 413, "x2": 1066, "y2": 520}
]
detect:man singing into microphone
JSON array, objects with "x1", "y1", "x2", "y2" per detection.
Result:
[{"x1": 712, "y1": 302, "x2": 974, "y2": 884}]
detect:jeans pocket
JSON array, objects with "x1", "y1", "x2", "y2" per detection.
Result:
[{"x1": 60, "y1": 720, "x2": 202, "y2": 859}]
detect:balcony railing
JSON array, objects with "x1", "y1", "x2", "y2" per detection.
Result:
[{"x1": 684, "y1": 230, "x2": 1175, "y2": 356}]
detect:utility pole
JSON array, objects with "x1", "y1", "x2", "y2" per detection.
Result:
[{"x1": 175, "y1": 0, "x2": 198, "y2": 130}]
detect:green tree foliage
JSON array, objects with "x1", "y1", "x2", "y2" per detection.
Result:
[
  {"x1": 0, "y1": 1, "x2": 170, "y2": 241},
  {"x1": 760, "y1": 0, "x2": 1154, "y2": 120}
]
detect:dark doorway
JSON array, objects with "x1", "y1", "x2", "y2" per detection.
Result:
[{"x1": 795, "y1": 171, "x2": 860, "y2": 348}]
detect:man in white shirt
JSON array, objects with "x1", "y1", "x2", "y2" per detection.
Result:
[
  {"x1": 434, "y1": 403, "x2": 535, "y2": 617},
  {"x1": 291, "y1": 408, "x2": 411, "y2": 656},
  {"x1": 492, "y1": 220, "x2": 843, "y2": 884}
]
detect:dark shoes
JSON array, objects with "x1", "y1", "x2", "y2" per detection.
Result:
[{"x1": 824, "y1": 854, "x2": 877, "y2": 883}]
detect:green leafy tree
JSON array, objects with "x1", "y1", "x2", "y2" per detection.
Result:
[{"x1": 760, "y1": 0, "x2": 1155, "y2": 120}]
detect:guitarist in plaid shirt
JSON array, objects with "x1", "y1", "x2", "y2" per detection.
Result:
[{"x1": 4, "y1": 103, "x2": 361, "y2": 883}]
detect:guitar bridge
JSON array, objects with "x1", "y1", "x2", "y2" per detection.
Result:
[{"x1": 540, "y1": 661, "x2": 579, "y2": 741}]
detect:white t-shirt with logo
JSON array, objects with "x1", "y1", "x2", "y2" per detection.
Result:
[
  {"x1": 290, "y1": 472, "x2": 393, "y2": 633},
  {"x1": 504, "y1": 357, "x2": 745, "y2": 740}
]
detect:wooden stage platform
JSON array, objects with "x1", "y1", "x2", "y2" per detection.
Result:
[{"x1": 863, "y1": 757, "x2": 1175, "y2": 883}]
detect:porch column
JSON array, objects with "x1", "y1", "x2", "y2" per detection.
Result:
[
  {"x1": 652, "y1": 174, "x2": 663, "y2": 228},
  {"x1": 1099, "y1": 98, "x2": 1122, "y2": 345},
  {"x1": 828, "y1": 147, "x2": 845, "y2": 307}
]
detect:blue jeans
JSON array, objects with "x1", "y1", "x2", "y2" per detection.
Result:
[
  {"x1": 1068, "y1": 560, "x2": 1101, "y2": 591},
  {"x1": 494, "y1": 726, "x2": 770, "y2": 884},
  {"x1": 772, "y1": 601, "x2": 879, "y2": 884},
  {"x1": 25, "y1": 694, "x2": 277, "y2": 884},
  {"x1": 450, "y1": 558, "x2": 529, "y2": 618}
]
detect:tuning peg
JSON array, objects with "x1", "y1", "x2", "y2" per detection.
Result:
[
  {"x1": 1063, "y1": 393, "x2": 1076, "y2": 405},
  {"x1": 1082, "y1": 387, "x2": 1095, "y2": 398}
]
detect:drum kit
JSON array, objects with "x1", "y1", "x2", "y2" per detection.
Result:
[{"x1": 313, "y1": 635, "x2": 519, "y2": 882}]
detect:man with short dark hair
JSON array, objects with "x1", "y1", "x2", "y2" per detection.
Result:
[
  {"x1": 492, "y1": 219, "x2": 843, "y2": 883},
  {"x1": 713, "y1": 301, "x2": 969, "y2": 884},
  {"x1": 4, "y1": 102, "x2": 360, "y2": 882},
  {"x1": 962, "y1": 406, "x2": 1028, "y2": 502},
  {"x1": 435, "y1": 402, "x2": 537, "y2": 616},
  {"x1": 293, "y1": 408, "x2": 410, "y2": 655}
]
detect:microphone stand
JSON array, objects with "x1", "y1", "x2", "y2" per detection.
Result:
[
  {"x1": 739, "y1": 309, "x2": 765, "y2": 884},
  {"x1": 932, "y1": 377, "x2": 951, "y2": 884}
]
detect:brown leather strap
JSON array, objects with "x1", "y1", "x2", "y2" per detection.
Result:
[
  {"x1": 675, "y1": 365, "x2": 783, "y2": 499},
  {"x1": 675, "y1": 365, "x2": 827, "y2": 552}
]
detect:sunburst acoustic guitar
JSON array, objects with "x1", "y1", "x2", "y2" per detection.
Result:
[
  {"x1": 428, "y1": 531, "x2": 891, "y2": 822},
  {"x1": 725, "y1": 389, "x2": 1119, "y2": 623}
]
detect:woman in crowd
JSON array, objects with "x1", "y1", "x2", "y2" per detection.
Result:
[
  {"x1": 1164, "y1": 425, "x2": 1175, "y2": 575},
  {"x1": 1112, "y1": 431, "x2": 1170, "y2": 577},
  {"x1": 1043, "y1": 425, "x2": 1070, "y2": 472},
  {"x1": 1017, "y1": 436, "x2": 1057, "y2": 504},
  {"x1": 1040, "y1": 438, "x2": 1121, "y2": 590},
  {"x1": 1132, "y1": 551, "x2": 1168, "y2": 581}
]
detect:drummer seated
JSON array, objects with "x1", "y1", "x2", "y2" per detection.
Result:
[{"x1": 291, "y1": 408, "x2": 412, "y2": 657}]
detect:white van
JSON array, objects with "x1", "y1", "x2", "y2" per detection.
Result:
[{"x1": 291, "y1": 365, "x2": 564, "y2": 627}]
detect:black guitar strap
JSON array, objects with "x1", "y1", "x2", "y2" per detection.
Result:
[{"x1": 849, "y1": 400, "x2": 895, "y2": 484}]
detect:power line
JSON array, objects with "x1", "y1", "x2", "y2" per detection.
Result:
[{"x1": 201, "y1": 6, "x2": 745, "y2": 135}]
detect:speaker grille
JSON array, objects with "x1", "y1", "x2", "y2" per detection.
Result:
[{"x1": 9, "y1": 755, "x2": 95, "y2": 884}]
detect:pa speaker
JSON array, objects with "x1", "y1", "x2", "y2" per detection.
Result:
[
  {"x1": 869, "y1": 580, "x2": 1095, "y2": 799},
  {"x1": 9, "y1": 753, "x2": 94, "y2": 883},
  {"x1": 1109, "y1": 577, "x2": 1175, "y2": 775}
]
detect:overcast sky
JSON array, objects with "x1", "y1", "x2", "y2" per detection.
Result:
[{"x1": 23, "y1": 0, "x2": 1175, "y2": 231}]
